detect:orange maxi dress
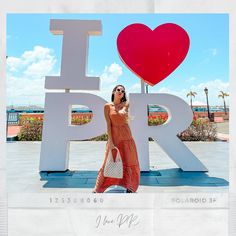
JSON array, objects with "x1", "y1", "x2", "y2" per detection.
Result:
[{"x1": 94, "y1": 104, "x2": 140, "y2": 193}]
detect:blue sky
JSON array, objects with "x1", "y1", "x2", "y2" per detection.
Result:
[{"x1": 7, "y1": 14, "x2": 229, "y2": 106}]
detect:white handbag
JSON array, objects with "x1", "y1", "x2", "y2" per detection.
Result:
[{"x1": 103, "y1": 147, "x2": 123, "y2": 179}]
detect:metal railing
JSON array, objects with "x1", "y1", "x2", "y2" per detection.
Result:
[
  {"x1": 6, "y1": 112, "x2": 20, "y2": 140},
  {"x1": 6, "y1": 112, "x2": 19, "y2": 125}
]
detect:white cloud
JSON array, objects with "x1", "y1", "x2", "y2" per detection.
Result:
[
  {"x1": 188, "y1": 79, "x2": 229, "y2": 105},
  {"x1": 157, "y1": 87, "x2": 171, "y2": 93},
  {"x1": 7, "y1": 47, "x2": 228, "y2": 108},
  {"x1": 7, "y1": 76, "x2": 45, "y2": 105},
  {"x1": 22, "y1": 46, "x2": 53, "y2": 63},
  {"x1": 7, "y1": 46, "x2": 56, "y2": 79},
  {"x1": 7, "y1": 57, "x2": 123, "y2": 106},
  {"x1": 192, "y1": 100, "x2": 207, "y2": 106},
  {"x1": 150, "y1": 79, "x2": 229, "y2": 106},
  {"x1": 24, "y1": 58, "x2": 56, "y2": 79},
  {"x1": 129, "y1": 83, "x2": 141, "y2": 92},
  {"x1": 100, "y1": 62, "x2": 123, "y2": 84},
  {"x1": 95, "y1": 87, "x2": 113, "y2": 102},
  {"x1": 86, "y1": 63, "x2": 124, "y2": 102},
  {"x1": 7, "y1": 57, "x2": 22, "y2": 72},
  {"x1": 7, "y1": 46, "x2": 57, "y2": 106}
]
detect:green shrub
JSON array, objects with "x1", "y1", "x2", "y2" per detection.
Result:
[
  {"x1": 89, "y1": 133, "x2": 108, "y2": 141},
  {"x1": 71, "y1": 117, "x2": 91, "y2": 125},
  {"x1": 148, "y1": 114, "x2": 168, "y2": 126},
  {"x1": 178, "y1": 118, "x2": 217, "y2": 141},
  {"x1": 17, "y1": 116, "x2": 217, "y2": 142},
  {"x1": 18, "y1": 118, "x2": 43, "y2": 141}
]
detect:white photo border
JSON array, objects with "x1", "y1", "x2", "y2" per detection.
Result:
[{"x1": 0, "y1": 0, "x2": 235, "y2": 235}]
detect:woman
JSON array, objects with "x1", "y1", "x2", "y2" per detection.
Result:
[{"x1": 93, "y1": 85, "x2": 140, "y2": 193}]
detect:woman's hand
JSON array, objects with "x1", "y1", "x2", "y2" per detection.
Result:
[
  {"x1": 118, "y1": 107, "x2": 127, "y2": 115},
  {"x1": 108, "y1": 139, "x2": 115, "y2": 149}
]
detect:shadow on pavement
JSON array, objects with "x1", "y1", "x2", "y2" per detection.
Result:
[
  {"x1": 154, "y1": 168, "x2": 228, "y2": 187},
  {"x1": 39, "y1": 168, "x2": 228, "y2": 189}
]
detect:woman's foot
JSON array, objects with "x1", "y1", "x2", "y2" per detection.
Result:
[
  {"x1": 126, "y1": 189, "x2": 133, "y2": 193},
  {"x1": 92, "y1": 190, "x2": 97, "y2": 193}
]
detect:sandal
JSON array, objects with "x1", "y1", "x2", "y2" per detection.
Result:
[{"x1": 126, "y1": 189, "x2": 133, "y2": 193}]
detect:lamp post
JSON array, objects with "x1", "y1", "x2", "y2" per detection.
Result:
[
  {"x1": 204, "y1": 87, "x2": 211, "y2": 121},
  {"x1": 146, "y1": 83, "x2": 149, "y2": 116},
  {"x1": 145, "y1": 84, "x2": 149, "y2": 94}
]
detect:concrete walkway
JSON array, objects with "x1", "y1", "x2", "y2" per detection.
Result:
[
  {"x1": 6, "y1": 141, "x2": 228, "y2": 193},
  {"x1": 215, "y1": 121, "x2": 229, "y2": 141},
  {"x1": 215, "y1": 121, "x2": 229, "y2": 134},
  {"x1": 217, "y1": 133, "x2": 229, "y2": 142}
]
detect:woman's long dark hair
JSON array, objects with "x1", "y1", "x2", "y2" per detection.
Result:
[{"x1": 111, "y1": 84, "x2": 127, "y2": 103}]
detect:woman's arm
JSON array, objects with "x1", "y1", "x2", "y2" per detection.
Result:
[
  {"x1": 125, "y1": 101, "x2": 129, "y2": 112},
  {"x1": 104, "y1": 103, "x2": 115, "y2": 148},
  {"x1": 119, "y1": 101, "x2": 129, "y2": 113}
]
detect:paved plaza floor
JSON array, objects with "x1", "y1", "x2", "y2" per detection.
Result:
[
  {"x1": 6, "y1": 141, "x2": 229, "y2": 236},
  {"x1": 6, "y1": 141, "x2": 229, "y2": 193}
]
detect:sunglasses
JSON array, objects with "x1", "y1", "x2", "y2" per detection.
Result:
[{"x1": 116, "y1": 88, "x2": 125, "y2": 93}]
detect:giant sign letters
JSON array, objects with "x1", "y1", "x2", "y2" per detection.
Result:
[{"x1": 39, "y1": 19, "x2": 208, "y2": 172}]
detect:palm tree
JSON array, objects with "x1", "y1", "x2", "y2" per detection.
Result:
[
  {"x1": 187, "y1": 91, "x2": 197, "y2": 111},
  {"x1": 218, "y1": 91, "x2": 229, "y2": 114}
]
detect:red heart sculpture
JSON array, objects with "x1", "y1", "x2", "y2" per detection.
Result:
[{"x1": 117, "y1": 23, "x2": 190, "y2": 86}]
